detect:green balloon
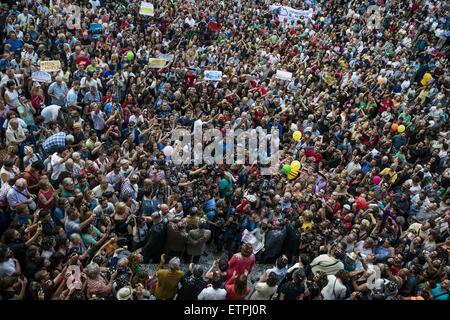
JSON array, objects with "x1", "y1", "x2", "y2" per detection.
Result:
[
  {"x1": 126, "y1": 51, "x2": 135, "y2": 61},
  {"x1": 270, "y1": 35, "x2": 278, "y2": 43},
  {"x1": 282, "y1": 164, "x2": 292, "y2": 175},
  {"x1": 86, "y1": 65, "x2": 95, "y2": 74}
]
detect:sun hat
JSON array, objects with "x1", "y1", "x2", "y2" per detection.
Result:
[{"x1": 116, "y1": 286, "x2": 133, "y2": 300}]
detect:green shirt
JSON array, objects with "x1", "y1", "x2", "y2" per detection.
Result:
[{"x1": 219, "y1": 173, "x2": 233, "y2": 198}]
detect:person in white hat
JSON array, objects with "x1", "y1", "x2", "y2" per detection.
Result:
[{"x1": 116, "y1": 286, "x2": 133, "y2": 300}]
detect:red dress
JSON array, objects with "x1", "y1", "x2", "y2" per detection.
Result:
[
  {"x1": 226, "y1": 253, "x2": 255, "y2": 280},
  {"x1": 225, "y1": 275, "x2": 250, "y2": 300}
]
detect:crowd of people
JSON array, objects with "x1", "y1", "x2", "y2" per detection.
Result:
[{"x1": 0, "y1": 0, "x2": 449, "y2": 301}]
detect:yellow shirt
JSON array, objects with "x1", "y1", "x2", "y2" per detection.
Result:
[
  {"x1": 380, "y1": 168, "x2": 397, "y2": 183},
  {"x1": 154, "y1": 262, "x2": 185, "y2": 300},
  {"x1": 301, "y1": 221, "x2": 314, "y2": 232}
]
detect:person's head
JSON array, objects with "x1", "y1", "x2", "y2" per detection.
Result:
[
  {"x1": 241, "y1": 243, "x2": 253, "y2": 257},
  {"x1": 0, "y1": 244, "x2": 13, "y2": 262},
  {"x1": 15, "y1": 178, "x2": 27, "y2": 191},
  {"x1": 234, "y1": 274, "x2": 248, "y2": 297},
  {"x1": 336, "y1": 269, "x2": 350, "y2": 283},
  {"x1": 63, "y1": 177, "x2": 74, "y2": 191},
  {"x1": 292, "y1": 268, "x2": 305, "y2": 283},
  {"x1": 6, "y1": 80, "x2": 15, "y2": 91},
  {"x1": 211, "y1": 273, "x2": 223, "y2": 289},
  {"x1": 67, "y1": 207, "x2": 79, "y2": 221},
  {"x1": 65, "y1": 134, "x2": 75, "y2": 145},
  {"x1": 266, "y1": 272, "x2": 278, "y2": 287},
  {"x1": 168, "y1": 257, "x2": 180, "y2": 271},
  {"x1": 275, "y1": 255, "x2": 288, "y2": 269},
  {"x1": 85, "y1": 262, "x2": 100, "y2": 279},
  {"x1": 160, "y1": 203, "x2": 169, "y2": 215},
  {"x1": 70, "y1": 233, "x2": 82, "y2": 246},
  {"x1": 192, "y1": 265, "x2": 204, "y2": 279}
]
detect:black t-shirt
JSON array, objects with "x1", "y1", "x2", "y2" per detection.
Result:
[
  {"x1": 177, "y1": 271, "x2": 207, "y2": 300},
  {"x1": 280, "y1": 281, "x2": 305, "y2": 300}
]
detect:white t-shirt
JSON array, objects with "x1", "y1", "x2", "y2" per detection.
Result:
[
  {"x1": 321, "y1": 275, "x2": 347, "y2": 300},
  {"x1": 50, "y1": 152, "x2": 65, "y2": 180},
  {"x1": 197, "y1": 287, "x2": 226, "y2": 300},
  {"x1": 185, "y1": 17, "x2": 196, "y2": 27},
  {"x1": 41, "y1": 105, "x2": 62, "y2": 124},
  {"x1": 92, "y1": 184, "x2": 115, "y2": 199},
  {"x1": 5, "y1": 90, "x2": 19, "y2": 108}
]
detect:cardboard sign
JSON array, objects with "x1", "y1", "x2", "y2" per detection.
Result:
[
  {"x1": 139, "y1": 2, "x2": 154, "y2": 16},
  {"x1": 40, "y1": 60, "x2": 61, "y2": 72},
  {"x1": 32, "y1": 71, "x2": 52, "y2": 83},
  {"x1": 148, "y1": 58, "x2": 167, "y2": 68},
  {"x1": 276, "y1": 70, "x2": 293, "y2": 81},
  {"x1": 204, "y1": 70, "x2": 222, "y2": 81}
]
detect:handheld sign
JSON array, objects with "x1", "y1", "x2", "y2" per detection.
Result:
[
  {"x1": 139, "y1": 2, "x2": 154, "y2": 16},
  {"x1": 276, "y1": 70, "x2": 293, "y2": 81},
  {"x1": 32, "y1": 71, "x2": 52, "y2": 83},
  {"x1": 40, "y1": 61, "x2": 61, "y2": 72},
  {"x1": 204, "y1": 70, "x2": 222, "y2": 81},
  {"x1": 148, "y1": 58, "x2": 167, "y2": 68}
]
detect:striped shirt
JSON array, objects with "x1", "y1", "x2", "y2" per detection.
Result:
[{"x1": 120, "y1": 179, "x2": 137, "y2": 200}]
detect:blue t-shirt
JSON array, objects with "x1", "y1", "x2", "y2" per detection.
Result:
[{"x1": 431, "y1": 284, "x2": 449, "y2": 300}]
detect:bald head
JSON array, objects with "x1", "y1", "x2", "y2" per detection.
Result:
[{"x1": 160, "y1": 204, "x2": 169, "y2": 214}]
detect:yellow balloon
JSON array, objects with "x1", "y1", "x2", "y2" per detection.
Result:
[
  {"x1": 293, "y1": 131, "x2": 302, "y2": 141},
  {"x1": 397, "y1": 124, "x2": 406, "y2": 133},
  {"x1": 291, "y1": 160, "x2": 301, "y2": 170},
  {"x1": 288, "y1": 167, "x2": 299, "y2": 180}
]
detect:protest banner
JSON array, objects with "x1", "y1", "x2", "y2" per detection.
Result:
[
  {"x1": 204, "y1": 70, "x2": 223, "y2": 81},
  {"x1": 148, "y1": 58, "x2": 167, "y2": 68},
  {"x1": 242, "y1": 229, "x2": 264, "y2": 255},
  {"x1": 268, "y1": 4, "x2": 314, "y2": 24},
  {"x1": 276, "y1": 70, "x2": 293, "y2": 81},
  {"x1": 40, "y1": 60, "x2": 61, "y2": 72},
  {"x1": 32, "y1": 71, "x2": 52, "y2": 83},
  {"x1": 139, "y1": 2, "x2": 154, "y2": 16}
]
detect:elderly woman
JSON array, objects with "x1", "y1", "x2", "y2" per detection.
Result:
[{"x1": 85, "y1": 262, "x2": 116, "y2": 299}]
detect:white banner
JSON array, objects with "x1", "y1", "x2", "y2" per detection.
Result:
[
  {"x1": 242, "y1": 229, "x2": 264, "y2": 255},
  {"x1": 32, "y1": 71, "x2": 52, "y2": 83},
  {"x1": 276, "y1": 70, "x2": 293, "y2": 81},
  {"x1": 269, "y1": 4, "x2": 314, "y2": 24},
  {"x1": 139, "y1": 2, "x2": 154, "y2": 16},
  {"x1": 204, "y1": 70, "x2": 222, "y2": 81}
]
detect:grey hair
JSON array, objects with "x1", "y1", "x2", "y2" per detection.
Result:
[
  {"x1": 15, "y1": 178, "x2": 27, "y2": 188},
  {"x1": 168, "y1": 257, "x2": 180, "y2": 270},
  {"x1": 65, "y1": 134, "x2": 75, "y2": 144},
  {"x1": 70, "y1": 233, "x2": 81, "y2": 242},
  {"x1": 63, "y1": 177, "x2": 73, "y2": 186},
  {"x1": 85, "y1": 262, "x2": 100, "y2": 279}
]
